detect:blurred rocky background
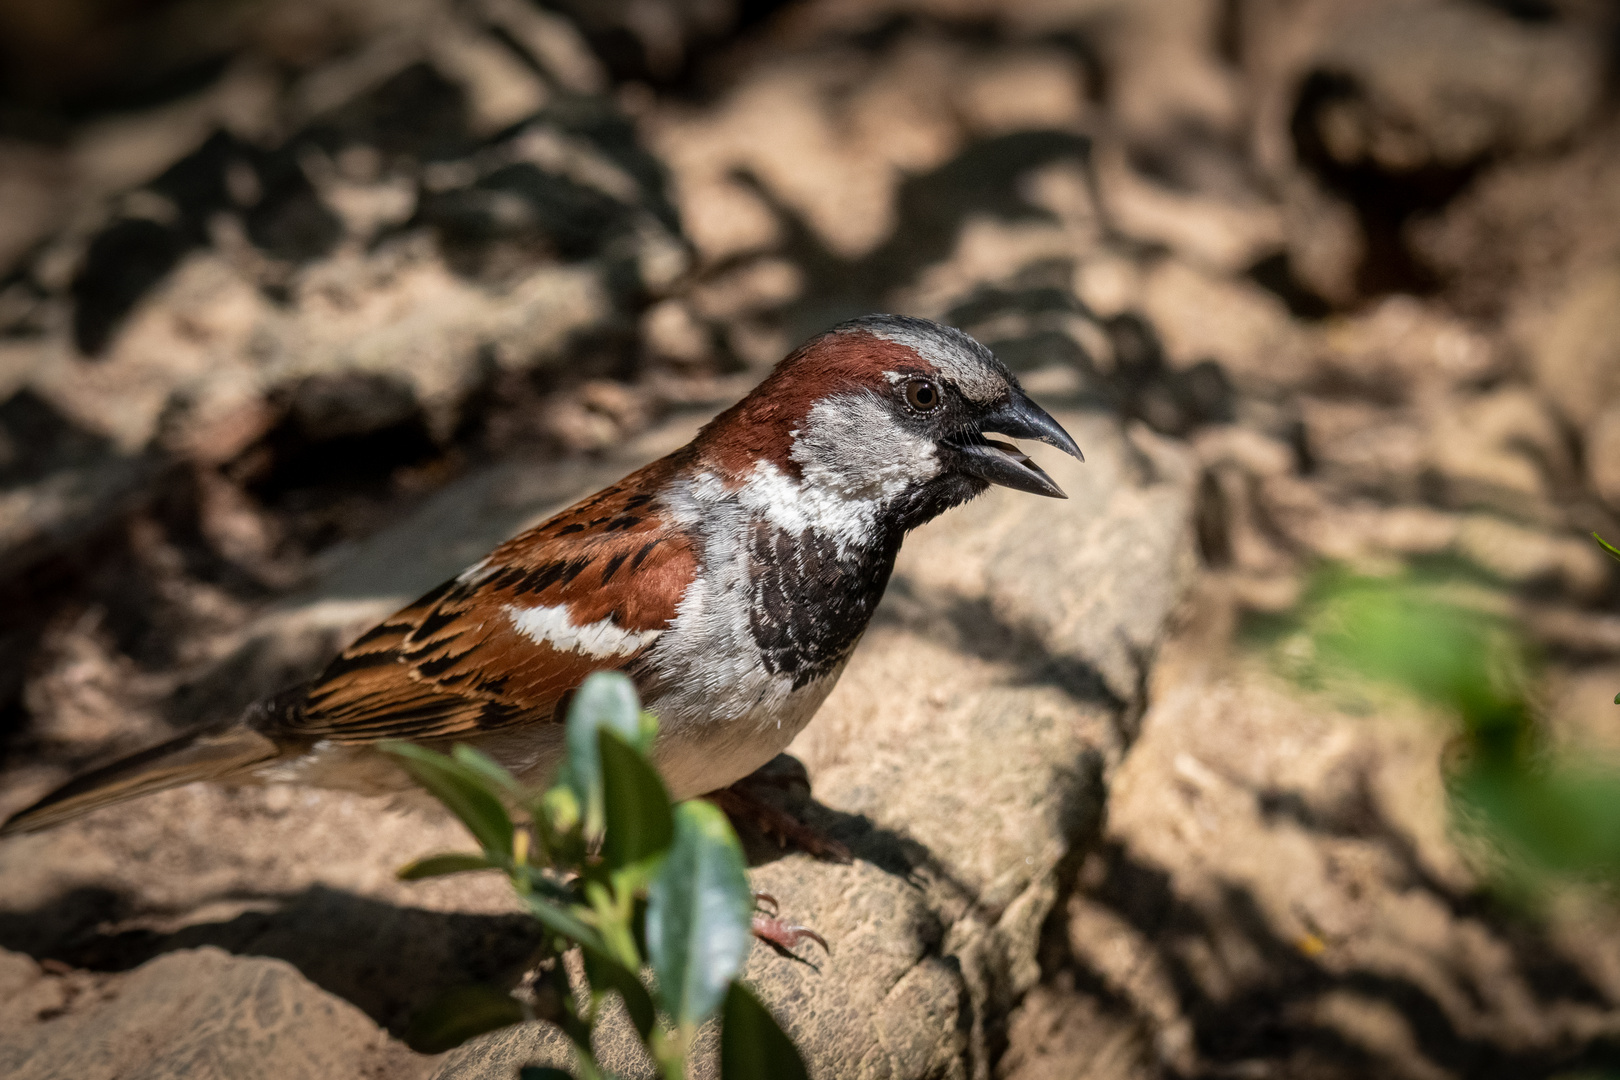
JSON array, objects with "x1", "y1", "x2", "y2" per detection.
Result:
[{"x1": 2, "y1": 0, "x2": 1620, "y2": 1077}]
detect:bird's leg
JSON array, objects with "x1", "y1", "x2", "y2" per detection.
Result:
[
  {"x1": 710, "y1": 764, "x2": 845, "y2": 955},
  {"x1": 751, "y1": 892, "x2": 828, "y2": 955},
  {"x1": 707, "y1": 781, "x2": 852, "y2": 864}
]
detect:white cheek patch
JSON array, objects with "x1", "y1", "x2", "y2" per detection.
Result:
[
  {"x1": 791, "y1": 392, "x2": 940, "y2": 500},
  {"x1": 505, "y1": 603, "x2": 661, "y2": 657}
]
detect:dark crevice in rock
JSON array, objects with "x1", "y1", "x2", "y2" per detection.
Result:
[
  {"x1": 71, "y1": 220, "x2": 193, "y2": 356},
  {"x1": 1246, "y1": 250, "x2": 1334, "y2": 320},
  {"x1": 1289, "y1": 70, "x2": 1485, "y2": 301}
]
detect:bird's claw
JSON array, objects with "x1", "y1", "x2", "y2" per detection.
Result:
[{"x1": 751, "y1": 912, "x2": 829, "y2": 955}]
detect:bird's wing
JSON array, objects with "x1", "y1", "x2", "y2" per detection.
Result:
[{"x1": 272, "y1": 459, "x2": 697, "y2": 744}]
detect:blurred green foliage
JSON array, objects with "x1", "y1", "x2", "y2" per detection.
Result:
[
  {"x1": 1277, "y1": 537, "x2": 1620, "y2": 887},
  {"x1": 1599, "y1": 534, "x2": 1620, "y2": 705},
  {"x1": 384, "y1": 672, "x2": 807, "y2": 1080}
]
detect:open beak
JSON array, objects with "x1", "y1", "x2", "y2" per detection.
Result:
[{"x1": 951, "y1": 388, "x2": 1084, "y2": 499}]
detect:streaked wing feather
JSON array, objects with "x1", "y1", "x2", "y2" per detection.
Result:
[{"x1": 276, "y1": 459, "x2": 696, "y2": 744}]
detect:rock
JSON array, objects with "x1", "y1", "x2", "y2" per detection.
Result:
[
  {"x1": 431, "y1": 1023, "x2": 577, "y2": 1078},
  {"x1": 0, "y1": 947, "x2": 427, "y2": 1080},
  {"x1": 953, "y1": 47, "x2": 1091, "y2": 136},
  {"x1": 1257, "y1": 308, "x2": 1578, "y2": 543},
  {"x1": 0, "y1": 9, "x2": 692, "y2": 598},
  {"x1": 1190, "y1": 427, "x2": 1299, "y2": 577},
  {"x1": 0, "y1": 0, "x2": 683, "y2": 565},
  {"x1": 425, "y1": 11, "x2": 551, "y2": 136},
  {"x1": 999, "y1": 984, "x2": 1155, "y2": 1080},
  {"x1": 647, "y1": 38, "x2": 962, "y2": 263},
  {"x1": 472, "y1": 0, "x2": 608, "y2": 95},
  {"x1": 1137, "y1": 259, "x2": 1306, "y2": 390},
  {"x1": 1262, "y1": 1, "x2": 1609, "y2": 305},
  {"x1": 0, "y1": 404, "x2": 1195, "y2": 1080},
  {"x1": 1098, "y1": 146, "x2": 1286, "y2": 274},
  {"x1": 0, "y1": 453, "x2": 160, "y2": 582},
  {"x1": 0, "y1": 140, "x2": 69, "y2": 276},
  {"x1": 1424, "y1": 386, "x2": 1575, "y2": 522},
  {"x1": 645, "y1": 29, "x2": 1093, "y2": 269},
  {"x1": 1587, "y1": 405, "x2": 1620, "y2": 511},
  {"x1": 1005, "y1": 582, "x2": 1620, "y2": 1078},
  {"x1": 1406, "y1": 105, "x2": 1620, "y2": 318},
  {"x1": 543, "y1": 0, "x2": 742, "y2": 83},
  {"x1": 983, "y1": 422, "x2": 1199, "y2": 708},
  {"x1": 1453, "y1": 514, "x2": 1611, "y2": 602},
  {"x1": 1279, "y1": 173, "x2": 1363, "y2": 309},
  {"x1": 1243, "y1": 476, "x2": 1611, "y2": 601},
  {"x1": 1097, "y1": 0, "x2": 1244, "y2": 142},
  {"x1": 1544, "y1": 663, "x2": 1620, "y2": 758},
  {"x1": 640, "y1": 299, "x2": 713, "y2": 366},
  {"x1": 0, "y1": 386, "x2": 162, "y2": 579},
  {"x1": 1309, "y1": 295, "x2": 1500, "y2": 397},
  {"x1": 1305, "y1": 1, "x2": 1603, "y2": 172},
  {"x1": 1521, "y1": 265, "x2": 1620, "y2": 430}
]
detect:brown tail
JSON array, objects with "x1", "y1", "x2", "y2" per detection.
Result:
[{"x1": 1, "y1": 724, "x2": 285, "y2": 836}]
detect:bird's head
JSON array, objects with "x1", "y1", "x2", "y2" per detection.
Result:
[{"x1": 693, "y1": 314, "x2": 1083, "y2": 536}]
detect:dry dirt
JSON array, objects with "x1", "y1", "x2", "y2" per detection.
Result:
[{"x1": 2, "y1": 1, "x2": 1619, "y2": 1078}]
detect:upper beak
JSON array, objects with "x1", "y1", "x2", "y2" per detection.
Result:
[{"x1": 952, "y1": 387, "x2": 1084, "y2": 499}]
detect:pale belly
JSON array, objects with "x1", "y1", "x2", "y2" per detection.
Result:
[
  {"x1": 254, "y1": 661, "x2": 845, "y2": 804},
  {"x1": 647, "y1": 666, "x2": 844, "y2": 800}
]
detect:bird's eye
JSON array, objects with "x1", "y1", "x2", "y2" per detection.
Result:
[{"x1": 905, "y1": 378, "x2": 941, "y2": 412}]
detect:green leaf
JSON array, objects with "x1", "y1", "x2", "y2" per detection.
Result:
[
  {"x1": 382, "y1": 742, "x2": 514, "y2": 858},
  {"x1": 563, "y1": 672, "x2": 646, "y2": 837},
  {"x1": 645, "y1": 800, "x2": 754, "y2": 1029},
  {"x1": 599, "y1": 729, "x2": 674, "y2": 872},
  {"x1": 398, "y1": 852, "x2": 499, "y2": 880},
  {"x1": 1594, "y1": 532, "x2": 1620, "y2": 563},
  {"x1": 405, "y1": 983, "x2": 526, "y2": 1053},
  {"x1": 452, "y1": 744, "x2": 526, "y2": 798},
  {"x1": 518, "y1": 1068, "x2": 574, "y2": 1080},
  {"x1": 524, "y1": 892, "x2": 607, "y2": 952},
  {"x1": 582, "y1": 945, "x2": 657, "y2": 1041},
  {"x1": 538, "y1": 784, "x2": 582, "y2": 835},
  {"x1": 720, "y1": 982, "x2": 809, "y2": 1080},
  {"x1": 1456, "y1": 762, "x2": 1620, "y2": 877},
  {"x1": 1297, "y1": 572, "x2": 1532, "y2": 748},
  {"x1": 638, "y1": 710, "x2": 660, "y2": 753}
]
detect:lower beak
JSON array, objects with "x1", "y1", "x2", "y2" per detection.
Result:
[{"x1": 953, "y1": 388, "x2": 1084, "y2": 499}]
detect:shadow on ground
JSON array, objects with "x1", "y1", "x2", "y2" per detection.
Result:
[
  {"x1": 1043, "y1": 815, "x2": 1620, "y2": 1079},
  {"x1": 0, "y1": 883, "x2": 544, "y2": 1037}
]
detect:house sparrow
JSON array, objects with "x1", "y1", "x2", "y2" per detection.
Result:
[{"x1": 3, "y1": 315, "x2": 1082, "y2": 845}]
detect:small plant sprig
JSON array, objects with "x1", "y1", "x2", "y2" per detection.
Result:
[
  {"x1": 1281, "y1": 546, "x2": 1620, "y2": 889},
  {"x1": 382, "y1": 672, "x2": 808, "y2": 1080},
  {"x1": 1597, "y1": 533, "x2": 1620, "y2": 706}
]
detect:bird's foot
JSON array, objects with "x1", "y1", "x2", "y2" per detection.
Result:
[
  {"x1": 708, "y1": 782, "x2": 852, "y2": 864},
  {"x1": 751, "y1": 893, "x2": 828, "y2": 955}
]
